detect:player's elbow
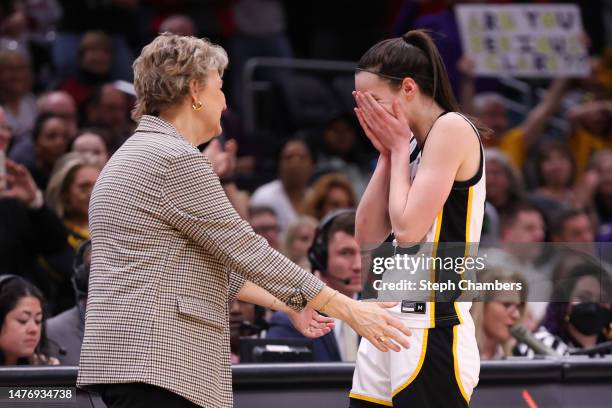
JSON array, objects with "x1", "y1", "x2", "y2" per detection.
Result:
[{"x1": 393, "y1": 226, "x2": 423, "y2": 245}]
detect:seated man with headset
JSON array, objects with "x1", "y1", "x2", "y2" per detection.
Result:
[{"x1": 267, "y1": 209, "x2": 362, "y2": 361}]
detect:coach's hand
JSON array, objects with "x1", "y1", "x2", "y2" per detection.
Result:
[
  {"x1": 288, "y1": 307, "x2": 335, "y2": 339},
  {"x1": 346, "y1": 300, "x2": 411, "y2": 352},
  {"x1": 310, "y1": 288, "x2": 411, "y2": 352}
]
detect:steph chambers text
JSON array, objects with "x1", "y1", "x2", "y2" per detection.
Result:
[{"x1": 372, "y1": 279, "x2": 523, "y2": 292}]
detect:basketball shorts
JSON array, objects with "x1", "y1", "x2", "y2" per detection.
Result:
[{"x1": 349, "y1": 312, "x2": 480, "y2": 407}]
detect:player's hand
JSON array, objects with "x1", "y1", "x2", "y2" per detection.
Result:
[
  {"x1": 345, "y1": 300, "x2": 411, "y2": 352},
  {"x1": 354, "y1": 91, "x2": 411, "y2": 153},
  {"x1": 288, "y1": 307, "x2": 335, "y2": 338},
  {"x1": 353, "y1": 91, "x2": 390, "y2": 156}
]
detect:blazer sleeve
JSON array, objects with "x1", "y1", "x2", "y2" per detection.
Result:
[
  {"x1": 161, "y1": 149, "x2": 325, "y2": 311},
  {"x1": 228, "y1": 270, "x2": 246, "y2": 303}
]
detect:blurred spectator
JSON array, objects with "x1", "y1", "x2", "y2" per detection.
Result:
[
  {"x1": 46, "y1": 240, "x2": 90, "y2": 365},
  {"x1": 284, "y1": 215, "x2": 318, "y2": 269},
  {"x1": 0, "y1": 106, "x2": 67, "y2": 279},
  {"x1": 159, "y1": 14, "x2": 195, "y2": 37},
  {"x1": 36, "y1": 91, "x2": 78, "y2": 139},
  {"x1": 470, "y1": 266, "x2": 528, "y2": 360},
  {"x1": 0, "y1": 275, "x2": 58, "y2": 365},
  {"x1": 501, "y1": 201, "x2": 546, "y2": 264},
  {"x1": 311, "y1": 113, "x2": 373, "y2": 196},
  {"x1": 485, "y1": 148, "x2": 524, "y2": 218},
  {"x1": 70, "y1": 129, "x2": 109, "y2": 164},
  {"x1": 57, "y1": 31, "x2": 113, "y2": 107},
  {"x1": 480, "y1": 202, "x2": 502, "y2": 248},
  {"x1": 53, "y1": 0, "x2": 137, "y2": 82},
  {"x1": 248, "y1": 206, "x2": 281, "y2": 251},
  {"x1": 460, "y1": 61, "x2": 570, "y2": 168},
  {"x1": 568, "y1": 100, "x2": 612, "y2": 177},
  {"x1": 42, "y1": 152, "x2": 102, "y2": 312},
  {"x1": 0, "y1": 48, "x2": 36, "y2": 142},
  {"x1": 551, "y1": 208, "x2": 595, "y2": 244},
  {"x1": 83, "y1": 83, "x2": 134, "y2": 152},
  {"x1": 45, "y1": 152, "x2": 102, "y2": 248},
  {"x1": 588, "y1": 150, "x2": 612, "y2": 228},
  {"x1": 302, "y1": 173, "x2": 356, "y2": 221},
  {"x1": 0, "y1": 1, "x2": 58, "y2": 91},
  {"x1": 529, "y1": 141, "x2": 576, "y2": 218},
  {"x1": 229, "y1": 299, "x2": 266, "y2": 364},
  {"x1": 227, "y1": 0, "x2": 293, "y2": 112},
  {"x1": 9, "y1": 112, "x2": 70, "y2": 190},
  {"x1": 268, "y1": 211, "x2": 360, "y2": 362},
  {"x1": 203, "y1": 138, "x2": 249, "y2": 219},
  {"x1": 250, "y1": 138, "x2": 314, "y2": 233},
  {"x1": 516, "y1": 264, "x2": 612, "y2": 357}
]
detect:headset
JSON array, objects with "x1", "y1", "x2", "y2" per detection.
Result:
[
  {"x1": 307, "y1": 209, "x2": 356, "y2": 275},
  {"x1": 0, "y1": 274, "x2": 19, "y2": 295},
  {"x1": 72, "y1": 240, "x2": 91, "y2": 299}
]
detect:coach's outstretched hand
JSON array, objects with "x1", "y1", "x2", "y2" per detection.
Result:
[
  {"x1": 287, "y1": 307, "x2": 335, "y2": 338},
  {"x1": 346, "y1": 300, "x2": 412, "y2": 352},
  {"x1": 310, "y1": 287, "x2": 411, "y2": 352}
]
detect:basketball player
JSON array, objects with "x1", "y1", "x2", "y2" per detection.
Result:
[{"x1": 350, "y1": 29, "x2": 486, "y2": 407}]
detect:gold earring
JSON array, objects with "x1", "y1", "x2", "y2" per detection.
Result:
[{"x1": 192, "y1": 100, "x2": 203, "y2": 111}]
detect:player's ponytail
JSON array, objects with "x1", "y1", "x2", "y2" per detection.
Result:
[{"x1": 400, "y1": 30, "x2": 459, "y2": 114}]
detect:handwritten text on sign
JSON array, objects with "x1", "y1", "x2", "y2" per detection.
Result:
[{"x1": 455, "y1": 4, "x2": 590, "y2": 78}]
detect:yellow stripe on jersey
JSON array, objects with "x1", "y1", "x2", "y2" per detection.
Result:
[
  {"x1": 392, "y1": 329, "x2": 429, "y2": 398},
  {"x1": 430, "y1": 210, "x2": 444, "y2": 327},
  {"x1": 453, "y1": 325, "x2": 471, "y2": 403},
  {"x1": 455, "y1": 186, "x2": 474, "y2": 325},
  {"x1": 349, "y1": 392, "x2": 393, "y2": 407}
]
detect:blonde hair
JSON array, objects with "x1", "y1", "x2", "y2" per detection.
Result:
[
  {"x1": 302, "y1": 173, "x2": 357, "y2": 220},
  {"x1": 131, "y1": 33, "x2": 228, "y2": 121},
  {"x1": 45, "y1": 152, "x2": 104, "y2": 219},
  {"x1": 470, "y1": 264, "x2": 528, "y2": 358},
  {"x1": 284, "y1": 216, "x2": 318, "y2": 253}
]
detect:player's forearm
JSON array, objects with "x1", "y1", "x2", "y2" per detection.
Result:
[
  {"x1": 388, "y1": 146, "x2": 415, "y2": 243},
  {"x1": 355, "y1": 154, "x2": 392, "y2": 247}
]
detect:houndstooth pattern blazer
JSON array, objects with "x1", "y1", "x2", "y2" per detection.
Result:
[{"x1": 77, "y1": 115, "x2": 325, "y2": 407}]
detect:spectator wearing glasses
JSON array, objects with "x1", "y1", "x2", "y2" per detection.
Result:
[{"x1": 470, "y1": 266, "x2": 528, "y2": 360}]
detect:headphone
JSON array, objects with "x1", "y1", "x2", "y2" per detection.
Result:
[
  {"x1": 307, "y1": 209, "x2": 356, "y2": 274},
  {"x1": 72, "y1": 240, "x2": 91, "y2": 298},
  {"x1": 0, "y1": 274, "x2": 19, "y2": 295}
]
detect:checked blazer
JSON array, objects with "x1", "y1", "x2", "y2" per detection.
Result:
[{"x1": 77, "y1": 115, "x2": 325, "y2": 407}]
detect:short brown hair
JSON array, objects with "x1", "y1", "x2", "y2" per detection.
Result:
[{"x1": 131, "y1": 33, "x2": 228, "y2": 121}]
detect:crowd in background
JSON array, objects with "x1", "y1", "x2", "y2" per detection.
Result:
[{"x1": 0, "y1": 0, "x2": 611, "y2": 366}]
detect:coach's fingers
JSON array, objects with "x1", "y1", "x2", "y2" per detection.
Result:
[{"x1": 386, "y1": 315, "x2": 412, "y2": 339}]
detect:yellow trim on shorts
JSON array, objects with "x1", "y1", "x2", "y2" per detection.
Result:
[
  {"x1": 349, "y1": 392, "x2": 393, "y2": 407},
  {"x1": 391, "y1": 328, "x2": 429, "y2": 398},
  {"x1": 453, "y1": 325, "x2": 470, "y2": 403}
]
